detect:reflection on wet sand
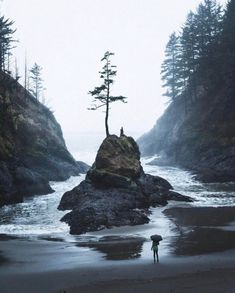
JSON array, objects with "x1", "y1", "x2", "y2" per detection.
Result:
[
  {"x1": 0, "y1": 234, "x2": 18, "y2": 241},
  {"x1": 171, "y1": 228, "x2": 235, "y2": 255},
  {"x1": 38, "y1": 236, "x2": 65, "y2": 242},
  {"x1": 77, "y1": 236, "x2": 145, "y2": 260},
  {"x1": 164, "y1": 207, "x2": 235, "y2": 226},
  {"x1": 164, "y1": 207, "x2": 235, "y2": 256},
  {"x1": 0, "y1": 251, "x2": 8, "y2": 265},
  {"x1": 0, "y1": 234, "x2": 18, "y2": 265}
]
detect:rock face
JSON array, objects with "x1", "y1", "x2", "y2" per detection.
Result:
[
  {"x1": 138, "y1": 88, "x2": 235, "y2": 183},
  {"x1": 138, "y1": 2, "x2": 235, "y2": 184},
  {"x1": 58, "y1": 135, "x2": 191, "y2": 235},
  {"x1": 87, "y1": 135, "x2": 142, "y2": 188},
  {"x1": 0, "y1": 73, "x2": 88, "y2": 207}
]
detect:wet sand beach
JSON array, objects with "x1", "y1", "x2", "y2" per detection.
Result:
[
  {"x1": 1, "y1": 206, "x2": 235, "y2": 292},
  {"x1": 65, "y1": 266, "x2": 235, "y2": 293},
  {"x1": 1, "y1": 252, "x2": 235, "y2": 293},
  {"x1": 164, "y1": 206, "x2": 235, "y2": 255}
]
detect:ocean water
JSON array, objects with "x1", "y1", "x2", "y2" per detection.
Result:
[
  {"x1": 0, "y1": 151, "x2": 234, "y2": 238},
  {"x1": 143, "y1": 156, "x2": 235, "y2": 208},
  {"x1": 0, "y1": 136, "x2": 235, "y2": 264}
]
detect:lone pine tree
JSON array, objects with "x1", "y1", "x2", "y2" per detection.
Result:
[{"x1": 88, "y1": 51, "x2": 127, "y2": 137}]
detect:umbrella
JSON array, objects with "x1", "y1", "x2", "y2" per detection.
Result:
[{"x1": 150, "y1": 234, "x2": 163, "y2": 242}]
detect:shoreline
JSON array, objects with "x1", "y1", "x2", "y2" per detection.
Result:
[{"x1": 1, "y1": 205, "x2": 235, "y2": 292}]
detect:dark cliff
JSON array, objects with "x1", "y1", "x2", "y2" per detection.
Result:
[
  {"x1": 0, "y1": 73, "x2": 85, "y2": 206},
  {"x1": 138, "y1": 0, "x2": 235, "y2": 183},
  {"x1": 138, "y1": 86, "x2": 235, "y2": 182}
]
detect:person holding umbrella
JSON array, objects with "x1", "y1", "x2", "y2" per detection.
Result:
[{"x1": 150, "y1": 234, "x2": 162, "y2": 263}]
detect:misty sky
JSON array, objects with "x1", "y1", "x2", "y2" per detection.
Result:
[{"x1": 1, "y1": 0, "x2": 227, "y2": 141}]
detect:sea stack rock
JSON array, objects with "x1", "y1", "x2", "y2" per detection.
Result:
[
  {"x1": 87, "y1": 135, "x2": 142, "y2": 188},
  {"x1": 58, "y1": 135, "x2": 192, "y2": 234}
]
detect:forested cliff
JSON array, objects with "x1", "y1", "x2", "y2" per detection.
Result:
[
  {"x1": 0, "y1": 72, "x2": 84, "y2": 206},
  {"x1": 0, "y1": 14, "x2": 89, "y2": 206},
  {"x1": 139, "y1": 0, "x2": 235, "y2": 182}
]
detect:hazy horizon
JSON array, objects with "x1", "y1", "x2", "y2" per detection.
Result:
[{"x1": 1, "y1": 0, "x2": 227, "y2": 149}]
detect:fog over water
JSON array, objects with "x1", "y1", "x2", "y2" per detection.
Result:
[
  {"x1": 1, "y1": 0, "x2": 227, "y2": 145},
  {"x1": 0, "y1": 1, "x2": 235, "y2": 275}
]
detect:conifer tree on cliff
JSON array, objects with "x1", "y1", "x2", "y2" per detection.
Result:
[
  {"x1": 161, "y1": 32, "x2": 182, "y2": 101},
  {"x1": 29, "y1": 63, "x2": 44, "y2": 101},
  {"x1": 220, "y1": 0, "x2": 235, "y2": 87},
  {"x1": 0, "y1": 15, "x2": 16, "y2": 72},
  {"x1": 195, "y1": 0, "x2": 222, "y2": 57},
  {"x1": 180, "y1": 11, "x2": 198, "y2": 98},
  {"x1": 88, "y1": 51, "x2": 127, "y2": 137}
]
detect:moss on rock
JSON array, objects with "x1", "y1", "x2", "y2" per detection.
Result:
[{"x1": 87, "y1": 135, "x2": 142, "y2": 184}]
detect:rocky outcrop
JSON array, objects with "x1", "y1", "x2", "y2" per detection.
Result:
[
  {"x1": 76, "y1": 161, "x2": 90, "y2": 174},
  {"x1": 138, "y1": 1, "x2": 235, "y2": 183},
  {"x1": 86, "y1": 135, "x2": 142, "y2": 188},
  {"x1": 0, "y1": 72, "x2": 86, "y2": 206},
  {"x1": 58, "y1": 135, "x2": 192, "y2": 235},
  {"x1": 138, "y1": 88, "x2": 235, "y2": 183}
]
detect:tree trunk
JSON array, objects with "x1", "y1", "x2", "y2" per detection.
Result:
[
  {"x1": 105, "y1": 58, "x2": 110, "y2": 137},
  {"x1": 105, "y1": 99, "x2": 109, "y2": 137}
]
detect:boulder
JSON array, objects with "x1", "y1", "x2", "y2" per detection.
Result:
[
  {"x1": 58, "y1": 135, "x2": 192, "y2": 234},
  {"x1": 87, "y1": 135, "x2": 142, "y2": 183}
]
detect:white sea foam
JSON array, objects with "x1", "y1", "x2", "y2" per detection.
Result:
[
  {"x1": 0, "y1": 151, "x2": 234, "y2": 237},
  {"x1": 0, "y1": 175, "x2": 85, "y2": 236}
]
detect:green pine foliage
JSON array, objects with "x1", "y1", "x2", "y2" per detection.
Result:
[
  {"x1": 89, "y1": 51, "x2": 127, "y2": 137},
  {"x1": 29, "y1": 63, "x2": 44, "y2": 101},
  {"x1": 219, "y1": 0, "x2": 235, "y2": 90},
  {"x1": 161, "y1": 0, "x2": 229, "y2": 105},
  {"x1": 0, "y1": 16, "x2": 16, "y2": 73},
  {"x1": 161, "y1": 32, "x2": 183, "y2": 101}
]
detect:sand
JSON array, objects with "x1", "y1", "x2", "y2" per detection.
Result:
[
  {"x1": 1, "y1": 206, "x2": 235, "y2": 293},
  {"x1": 65, "y1": 267, "x2": 235, "y2": 293},
  {"x1": 1, "y1": 251, "x2": 235, "y2": 293}
]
